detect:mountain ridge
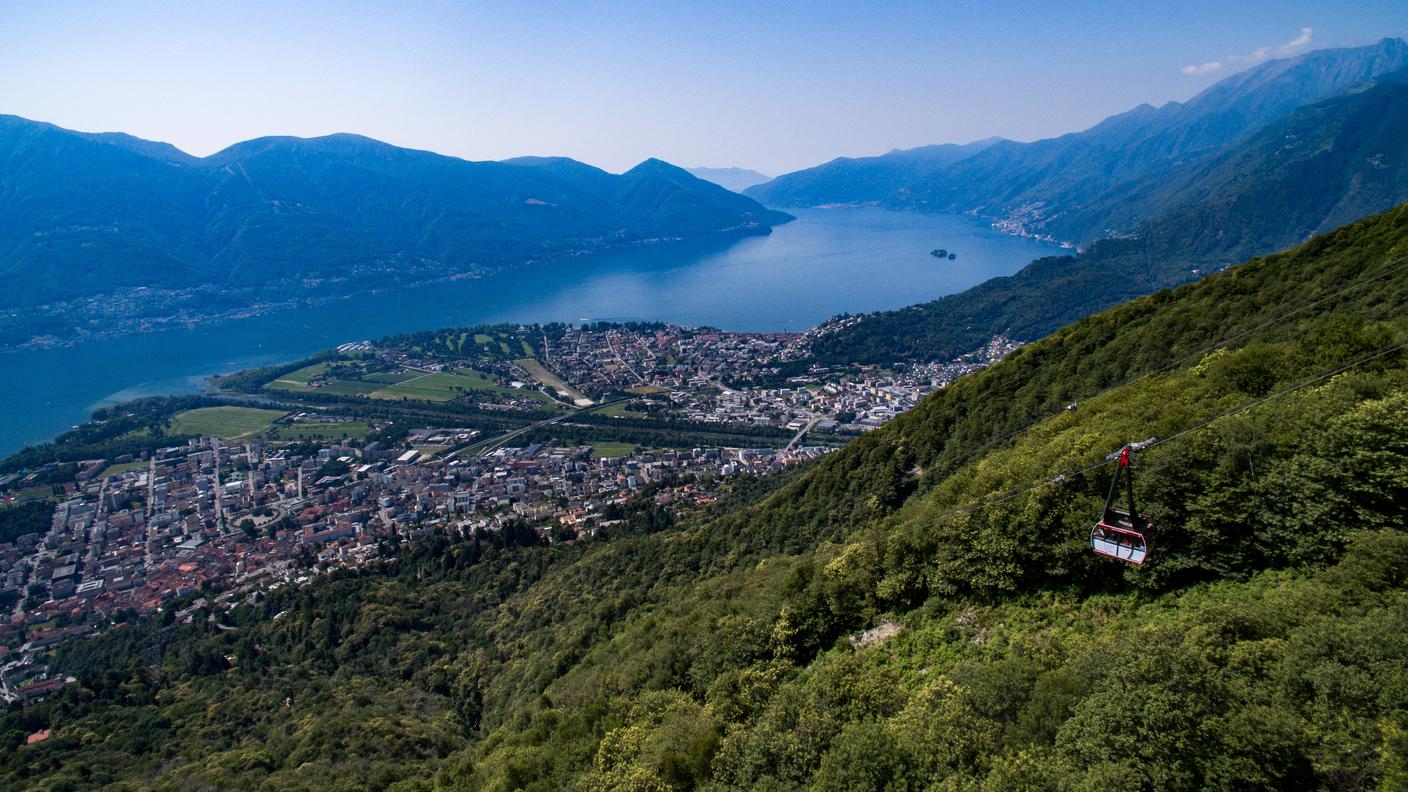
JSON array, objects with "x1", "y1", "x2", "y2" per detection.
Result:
[
  {"x1": 747, "y1": 37, "x2": 1408, "y2": 244},
  {"x1": 806, "y1": 63, "x2": 1408, "y2": 366},
  {"x1": 685, "y1": 166, "x2": 772, "y2": 193},
  {"x1": 0, "y1": 116, "x2": 792, "y2": 347}
]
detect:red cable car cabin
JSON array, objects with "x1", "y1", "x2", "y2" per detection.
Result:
[{"x1": 1091, "y1": 446, "x2": 1152, "y2": 565}]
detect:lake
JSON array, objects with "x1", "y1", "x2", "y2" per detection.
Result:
[{"x1": 0, "y1": 207, "x2": 1061, "y2": 456}]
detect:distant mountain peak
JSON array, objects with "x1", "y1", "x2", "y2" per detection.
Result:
[{"x1": 685, "y1": 166, "x2": 772, "y2": 193}]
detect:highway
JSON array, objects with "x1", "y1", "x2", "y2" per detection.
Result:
[
  {"x1": 447, "y1": 397, "x2": 634, "y2": 459},
  {"x1": 785, "y1": 413, "x2": 824, "y2": 451}
]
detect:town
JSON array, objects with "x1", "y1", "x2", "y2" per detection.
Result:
[{"x1": 0, "y1": 321, "x2": 1021, "y2": 702}]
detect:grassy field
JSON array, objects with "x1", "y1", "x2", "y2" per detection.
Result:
[
  {"x1": 263, "y1": 363, "x2": 329, "y2": 392},
  {"x1": 264, "y1": 364, "x2": 414, "y2": 395},
  {"x1": 367, "y1": 368, "x2": 561, "y2": 406},
  {"x1": 360, "y1": 371, "x2": 415, "y2": 384},
  {"x1": 598, "y1": 401, "x2": 647, "y2": 418},
  {"x1": 626, "y1": 385, "x2": 668, "y2": 395},
  {"x1": 98, "y1": 460, "x2": 147, "y2": 479},
  {"x1": 268, "y1": 421, "x2": 370, "y2": 440},
  {"x1": 169, "y1": 407, "x2": 287, "y2": 438},
  {"x1": 589, "y1": 441, "x2": 644, "y2": 459},
  {"x1": 370, "y1": 371, "x2": 488, "y2": 402},
  {"x1": 515, "y1": 358, "x2": 590, "y2": 404},
  {"x1": 12, "y1": 485, "x2": 53, "y2": 502}
]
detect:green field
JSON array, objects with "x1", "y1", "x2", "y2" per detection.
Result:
[
  {"x1": 370, "y1": 371, "x2": 485, "y2": 402},
  {"x1": 588, "y1": 441, "x2": 644, "y2": 459},
  {"x1": 263, "y1": 362, "x2": 329, "y2": 391},
  {"x1": 269, "y1": 421, "x2": 370, "y2": 440},
  {"x1": 368, "y1": 368, "x2": 559, "y2": 406},
  {"x1": 12, "y1": 485, "x2": 53, "y2": 502},
  {"x1": 169, "y1": 407, "x2": 287, "y2": 438},
  {"x1": 264, "y1": 363, "x2": 414, "y2": 395},
  {"x1": 360, "y1": 371, "x2": 416, "y2": 385},
  {"x1": 598, "y1": 401, "x2": 647, "y2": 418},
  {"x1": 98, "y1": 460, "x2": 147, "y2": 479}
]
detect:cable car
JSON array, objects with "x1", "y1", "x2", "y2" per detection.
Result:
[{"x1": 1091, "y1": 446, "x2": 1152, "y2": 564}]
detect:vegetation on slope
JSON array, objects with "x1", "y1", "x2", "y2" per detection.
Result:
[{"x1": 4, "y1": 208, "x2": 1408, "y2": 790}]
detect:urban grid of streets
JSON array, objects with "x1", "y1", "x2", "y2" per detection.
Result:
[{"x1": 0, "y1": 322, "x2": 1020, "y2": 702}]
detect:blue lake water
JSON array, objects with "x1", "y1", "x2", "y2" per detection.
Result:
[{"x1": 0, "y1": 207, "x2": 1061, "y2": 455}]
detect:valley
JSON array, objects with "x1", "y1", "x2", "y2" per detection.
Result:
[
  {"x1": 3, "y1": 202, "x2": 1405, "y2": 790},
  {"x1": 4, "y1": 21, "x2": 1408, "y2": 792}
]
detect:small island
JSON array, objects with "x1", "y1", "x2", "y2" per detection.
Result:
[{"x1": 930, "y1": 248, "x2": 957, "y2": 260}]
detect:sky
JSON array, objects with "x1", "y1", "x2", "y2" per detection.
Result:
[{"x1": 2, "y1": 0, "x2": 1406, "y2": 175}]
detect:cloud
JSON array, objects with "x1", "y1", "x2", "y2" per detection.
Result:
[
  {"x1": 1181, "y1": 27, "x2": 1312, "y2": 76},
  {"x1": 1182, "y1": 61, "x2": 1223, "y2": 76}
]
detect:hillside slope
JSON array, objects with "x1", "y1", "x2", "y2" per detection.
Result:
[
  {"x1": 744, "y1": 138, "x2": 1001, "y2": 207},
  {"x1": 4, "y1": 208, "x2": 1408, "y2": 790}
]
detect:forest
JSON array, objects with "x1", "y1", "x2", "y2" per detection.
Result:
[{"x1": 3, "y1": 206, "x2": 1408, "y2": 790}]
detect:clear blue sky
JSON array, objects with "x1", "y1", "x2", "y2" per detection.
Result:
[{"x1": 2, "y1": 0, "x2": 1405, "y2": 174}]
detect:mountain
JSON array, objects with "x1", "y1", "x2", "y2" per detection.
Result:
[
  {"x1": 748, "y1": 37, "x2": 1408, "y2": 244},
  {"x1": 1046, "y1": 66, "x2": 1408, "y2": 245},
  {"x1": 811, "y1": 70, "x2": 1408, "y2": 365},
  {"x1": 744, "y1": 137, "x2": 1002, "y2": 207},
  {"x1": 0, "y1": 118, "x2": 792, "y2": 344},
  {"x1": 685, "y1": 166, "x2": 772, "y2": 193},
  {"x1": 6, "y1": 205, "x2": 1408, "y2": 790}
]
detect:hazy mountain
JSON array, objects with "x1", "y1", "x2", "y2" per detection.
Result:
[
  {"x1": 1047, "y1": 67, "x2": 1408, "y2": 247},
  {"x1": 744, "y1": 137, "x2": 1002, "y2": 206},
  {"x1": 812, "y1": 70, "x2": 1408, "y2": 365},
  {"x1": 0, "y1": 117, "x2": 792, "y2": 334},
  {"x1": 749, "y1": 37, "x2": 1408, "y2": 245},
  {"x1": 686, "y1": 166, "x2": 772, "y2": 193}
]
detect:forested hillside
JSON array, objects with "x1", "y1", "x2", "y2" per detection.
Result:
[{"x1": 5, "y1": 207, "x2": 1408, "y2": 790}]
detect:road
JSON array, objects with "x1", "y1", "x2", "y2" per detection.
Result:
[
  {"x1": 607, "y1": 334, "x2": 646, "y2": 384},
  {"x1": 785, "y1": 414, "x2": 825, "y2": 451},
  {"x1": 448, "y1": 398, "x2": 634, "y2": 459}
]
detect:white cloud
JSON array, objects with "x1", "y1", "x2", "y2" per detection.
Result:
[
  {"x1": 1181, "y1": 27, "x2": 1313, "y2": 76},
  {"x1": 1182, "y1": 61, "x2": 1223, "y2": 76}
]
